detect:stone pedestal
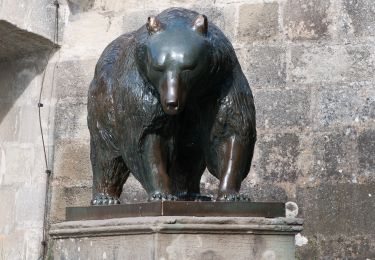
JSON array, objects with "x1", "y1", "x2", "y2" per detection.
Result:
[{"x1": 49, "y1": 216, "x2": 303, "y2": 259}]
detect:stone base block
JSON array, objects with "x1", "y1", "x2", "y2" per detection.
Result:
[{"x1": 50, "y1": 216, "x2": 303, "y2": 259}]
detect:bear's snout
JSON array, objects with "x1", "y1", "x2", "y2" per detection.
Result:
[
  {"x1": 161, "y1": 71, "x2": 186, "y2": 115},
  {"x1": 163, "y1": 97, "x2": 181, "y2": 115},
  {"x1": 166, "y1": 100, "x2": 179, "y2": 111}
]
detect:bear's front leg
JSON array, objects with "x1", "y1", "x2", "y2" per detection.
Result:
[
  {"x1": 137, "y1": 134, "x2": 176, "y2": 201},
  {"x1": 205, "y1": 84, "x2": 256, "y2": 201},
  {"x1": 209, "y1": 136, "x2": 253, "y2": 201}
]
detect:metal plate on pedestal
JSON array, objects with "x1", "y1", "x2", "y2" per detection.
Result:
[{"x1": 66, "y1": 202, "x2": 285, "y2": 221}]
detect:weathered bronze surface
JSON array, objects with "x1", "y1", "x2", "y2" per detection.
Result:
[
  {"x1": 87, "y1": 8, "x2": 256, "y2": 205},
  {"x1": 66, "y1": 202, "x2": 284, "y2": 221}
]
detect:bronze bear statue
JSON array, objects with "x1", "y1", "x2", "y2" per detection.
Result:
[{"x1": 87, "y1": 8, "x2": 256, "y2": 205}]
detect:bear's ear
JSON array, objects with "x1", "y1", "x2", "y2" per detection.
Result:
[
  {"x1": 192, "y1": 14, "x2": 208, "y2": 36},
  {"x1": 146, "y1": 16, "x2": 163, "y2": 35}
]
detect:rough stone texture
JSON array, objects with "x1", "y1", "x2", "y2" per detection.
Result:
[
  {"x1": 50, "y1": 216, "x2": 303, "y2": 260},
  {"x1": 289, "y1": 44, "x2": 375, "y2": 84},
  {"x1": 343, "y1": 0, "x2": 375, "y2": 37},
  {"x1": 297, "y1": 184, "x2": 374, "y2": 236},
  {"x1": 358, "y1": 130, "x2": 375, "y2": 174},
  {"x1": 240, "y1": 46, "x2": 286, "y2": 88},
  {"x1": 1, "y1": 0, "x2": 375, "y2": 259},
  {"x1": 283, "y1": 0, "x2": 331, "y2": 40},
  {"x1": 255, "y1": 89, "x2": 310, "y2": 130},
  {"x1": 314, "y1": 84, "x2": 375, "y2": 128},
  {"x1": 257, "y1": 133, "x2": 302, "y2": 183},
  {"x1": 237, "y1": 3, "x2": 279, "y2": 43}
]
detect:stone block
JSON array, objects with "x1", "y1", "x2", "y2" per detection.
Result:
[
  {"x1": 55, "y1": 59, "x2": 96, "y2": 99},
  {"x1": 289, "y1": 44, "x2": 375, "y2": 84},
  {"x1": 14, "y1": 185, "x2": 45, "y2": 229},
  {"x1": 318, "y1": 234, "x2": 375, "y2": 259},
  {"x1": 0, "y1": 106, "x2": 20, "y2": 142},
  {"x1": 240, "y1": 183, "x2": 289, "y2": 202},
  {"x1": 240, "y1": 46, "x2": 286, "y2": 88},
  {"x1": 0, "y1": 186, "x2": 16, "y2": 234},
  {"x1": 358, "y1": 130, "x2": 375, "y2": 174},
  {"x1": 54, "y1": 98, "x2": 89, "y2": 141},
  {"x1": 0, "y1": 230, "x2": 26, "y2": 260},
  {"x1": 257, "y1": 133, "x2": 302, "y2": 183},
  {"x1": 50, "y1": 185, "x2": 91, "y2": 223},
  {"x1": 237, "y1": 3, "x2": 279, "y2": 43},
  {"x1": 282, "y1": 0, "x2": 331, "y2": 40},
  {"x1": 53, "y1": 140, "x2": 91, "y2": 186},
  {"x1": 61, "y1": 12, "x2": 124, "y2": 61},
  {"x1": 295, "y1": 234, "x2": 319, "y2": 260},
  {"x1": 17, "y1": 104, "x2": 41, "y2": 144},
  {"x1": 343, "y1": 0, "x2": 375, "y2": 37},
  {"x1": 1, "y1": 144, "x2": 36, "y2": 185},
  {"x1": 50, "y1": 217, "x2": 302, "y2": 259},
  {"x1": 22, "y1": 228, "x2": 44, "y2": 260},
  {"x1": 314, "y1": 84, "x2": 375, "y2": 128},
  {"x1": 296, "y1": 183, "x2": 375, "y2": 236},
  {"x1": 254, "y1": 88, "x2": 310, "y2": 130},
  {"x1": 297, "y1": 234, "x2": 375, "y2": 259},
  {"x1": 311, "y1": 129, "x2": 359, "y2": 183}
]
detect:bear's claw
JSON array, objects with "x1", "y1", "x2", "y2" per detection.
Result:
[
  {"x1": 216, "y1": 193, "x2": 250, "y2": 202},
  {"x1": 149, "y1": 192, "x2": 178, "y2": 201},
  {"x1": 91, "y1": 193, "x2": 121, "y2": 205}
]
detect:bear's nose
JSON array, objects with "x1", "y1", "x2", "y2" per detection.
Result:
[{"x1": 166, "y1": 100, "x2": 179, "y2": 111}]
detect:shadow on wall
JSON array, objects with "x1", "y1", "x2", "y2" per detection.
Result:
[
  {"x1": 0, "y1": 51, "x2": 52, "y2": 124},
  {"x1": 0, "y1": 20, "x2": 56, "y2": 125},
  {"x1": 66, "y1": 0, "x2": 95, "y2": 15}
]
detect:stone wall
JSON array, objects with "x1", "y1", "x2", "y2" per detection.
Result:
[
  {"x1": 0, "y1": 1, "x2": 68, "y2": 259},
  {"x1": 0, "y1": 0, "x2": 373, "y2": 259}
]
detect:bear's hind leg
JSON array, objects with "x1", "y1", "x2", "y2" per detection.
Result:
[{"x1": 90, "y1": 138, "x2": 130, "y2": 205}]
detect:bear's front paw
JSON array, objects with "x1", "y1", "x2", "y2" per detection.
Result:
[
  {"x1": 91, "y1": 193, "x2": 121, "y2": 205},
  {"x1": 149, "y1": 192, "x2": 178, "y2": 201},
  {"x1": 216, "y1": 193, "x2": 251, "y2": 202}
]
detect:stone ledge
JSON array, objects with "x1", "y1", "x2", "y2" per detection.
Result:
[
  {"x1": 0, "y1": 20, "x2": 57, "y2": 61},
  {"x1": 66, "y1": 201, "x2": 286, "y2": 221},
  {"x1": 50, "y1": 216, "x2": 303, "y2": 259},
  {"x1": 50, "y1": 216, "x2": 303, "y2": 238}
]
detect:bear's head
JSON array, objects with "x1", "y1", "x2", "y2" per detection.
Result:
[{"x1": 140, "y1": 14, "x2": 211, "y2": 115}]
